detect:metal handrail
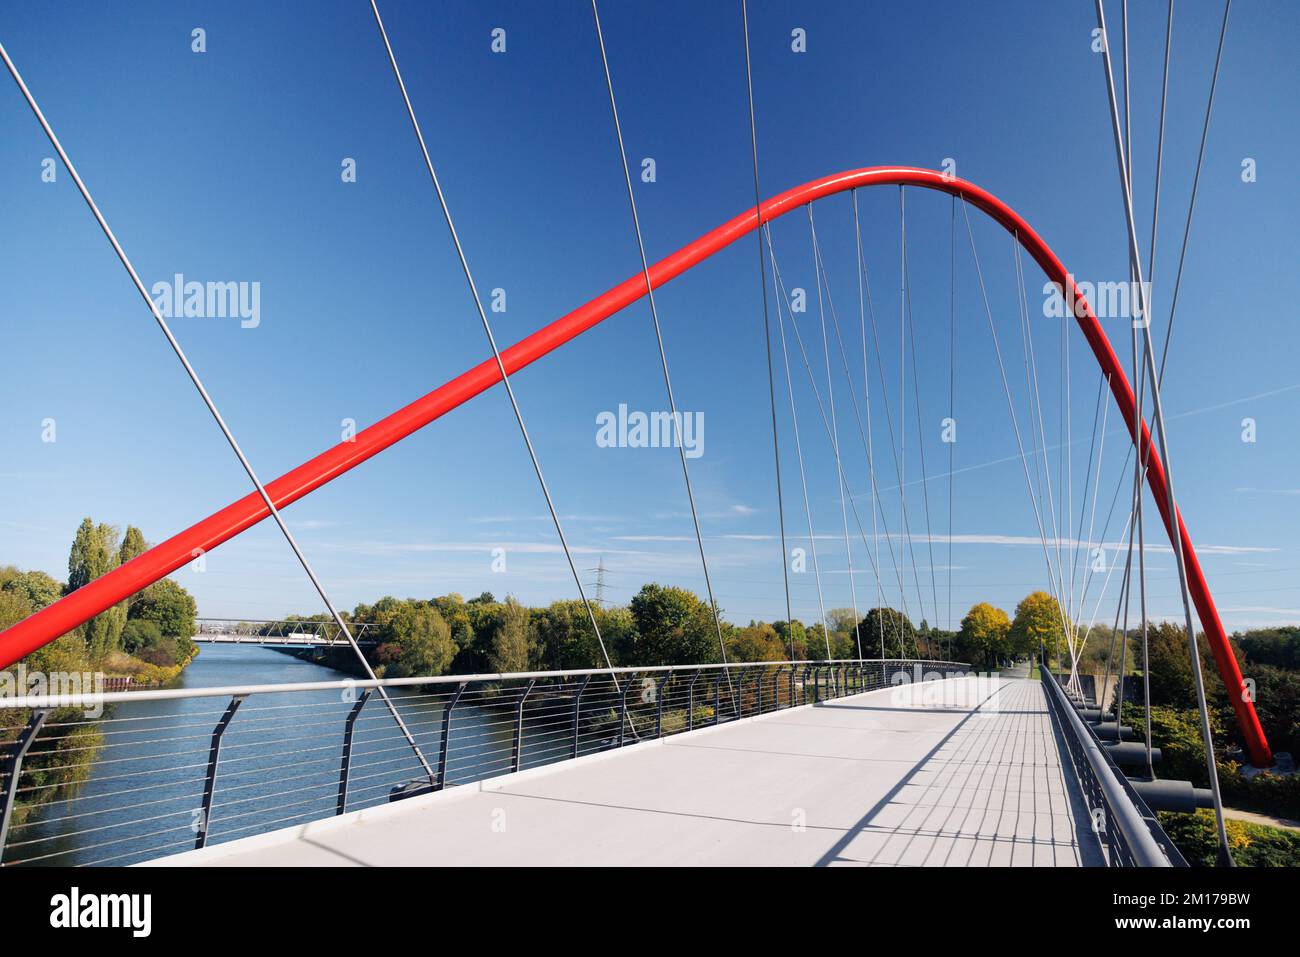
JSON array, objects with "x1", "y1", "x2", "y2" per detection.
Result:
[
  {"x1": 1039, "y1": 661, "x2": 1178, "y2": 867},
  {"x1": 0, "y1": 658, "x2": 971, "y2": 711}
]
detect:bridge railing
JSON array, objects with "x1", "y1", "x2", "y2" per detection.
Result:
[
  {"x1": 0, "y1": 658, "x2": 970, "y2": 866},
  {"x1": 1039, "y1": 660, "x2": 1186, "y2": 867}
]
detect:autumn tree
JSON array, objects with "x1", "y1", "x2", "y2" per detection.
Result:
[
  {"x1": 958, "y1": 602, "x2": 1012, "y2": 670},
  {"x1": 728, "y1": 622, "x2": 787, "y2": 662},
  {"x1": 1009, "y1": 591, "x2": 1065, "y2": 664}
]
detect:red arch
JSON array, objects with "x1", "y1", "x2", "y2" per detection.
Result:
[{"x1": 0, "y1": 166, "x2": 1270, "y2": 765}]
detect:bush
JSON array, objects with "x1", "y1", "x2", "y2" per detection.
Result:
[
  {"x1": 1159, "y1": 810, "x2": 1300, "y2": 867},
  {"x1": 120, "y1": 619, "x2": 163, "y2": 655},
  {"x1": 1128, "y1": 704, "x2": 1300, "y2": 820}
]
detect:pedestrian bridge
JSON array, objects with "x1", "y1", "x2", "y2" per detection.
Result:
[
  {"x1": 0, "y1": 660, "x2": 1186, "y2": 867},
  {"x1": 153, "y1": 675, "x2": 1097, "y2": 867}
]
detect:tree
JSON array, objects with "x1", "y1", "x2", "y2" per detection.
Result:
[
  {"x1": 377, "y1": 603, "x2": 456, "y2": 678},
  {"x1": 728, "y1": 622, "x2": 787, "y2": 662},
  {"x1": 2, "y1": 569, "x2": 62, "y2": 611},
  {"x1": 118, "y1": 525, "x2": 148, "y2": 565},
  {"x1": 120, "y1": 619, "x2": 164, "y2": 655},
  {"x1": 1237, "y1": 627, "x2": 1300, "y2": 670},
  {"x1": 857, "y1": 607, "x2": 917, "y2": 658},
  {"x1": 489, "y1": 597, "x2": 532, "y2": 674},
  {"x1": 0, "y1": 588, "x2": 32, "y2": 632},
  {"x1": 778, "y1": 620, "x2": 809, "y2": 660},
  {"x1": 1147, "y1": 621, "x2": 1197, "y2": 707},
  {"x1": 627, "y1": 584, "x2": 720, "y2": 665},
  {"x1": 534, "y1": 599, "x2": 608, "y2": 670},
  {"x1": 958, "y1": 602, "x2": 1011, "y2": 670},
  {"x1": 430, "y1": 593, "x2": 475, "y2": 651},
  {"x1": 1009, "y1": 591, "x2": 1065, "y2": 663},
  {"x1": 68, "y1": 518, "x2": 125, "y2": 659},
  {"x1": 131, "y1": 578, "x2": 197, "y2": 641}
]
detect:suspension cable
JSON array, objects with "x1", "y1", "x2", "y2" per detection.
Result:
[
  {"x1": 808, "y1": 208, "x2": 864, "y2": 659},
  {"x1": 962, "y1": 203, "x2": 1071, "y2": 657},
  {"x1": 769, "y1": 237, "x2": 832, "y2": 659},
  {"x1": 900, "y1": 195, "x2": 944, "y2": 640},
  {"x1": 1095, "y1": 0, "x2": 1234, "y2": 865},
  {"x1": 740, "y1": 0, "x2": 794, "y2": 651},
  {"x1": 590, "y1": 0, "x2": 735, "y2": 691},
  {"x1": 1138, "y1": 0, "x2": 1176, "y2": 778},
  {"x1": 368, "y1": 1, "x2": 618, "y2": 696},
  {"x1": 769, "y1": 230, "x2": 909, "y2": 654},
  {"x1": 1158, "y1": 0, "x2": 1231, "y2": 386},
  {"x1": 947, "y1": 195, "x2": 957, "y2": 643},
  {"x1": 854, "y1": 192, "x2": 888, "y2": 658},
  {"x1": 0, "y1": 36, "x2": 437, "y2": 782},
  {"x1": 1013, "y1": 241, "x2": 1073, "y2": 638}
]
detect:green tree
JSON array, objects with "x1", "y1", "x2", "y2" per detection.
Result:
[
  {"x1": 627, "y1": 584, "x2": 720, "y2": 666},
  {"x1": 120, "y1": 619, "x2": 164, "y2": 655},
  {"x1": 534, "y1": 599, "x2": 608, "y2": 670},
  {"x1": 773, "y1": 619, "x2": 808, "y2": 660},
  {"x1": 489, "y1": 596, "x2": 532, "y2": 674},
  {"x1": 857, "y1": 607, "x2": 917, "y2": 657},
  {"x1": 0, "y1": 588, "x2": 32, "y2": 631},
  {"x1": 958, "y1": 602, "x2": 1011, "y2": 670},
  {"x1": 430, "y1": 593, "x2": 475, "y2": 652},
  {"x1": 131, "y1": 578, "x2": 197, "y2": 641},
  {"x1": 118, "y1": 525, "x2": 148, "y2": 565},
  {"x1": 67, "y1": 518, "x2": 125, "y2": 659},
  {"x1": 1, "y1": 569, "x2": 63, "y2": 611},
  {"x1": 377, "y1": 603, "x2": 456, "y2": 678},
  {"x1": 1009, "y1": 591, "x2": 1065, "y2": 663},
  {"x1": 832, "y1": 608, "x2": 863, "y2": 655}
]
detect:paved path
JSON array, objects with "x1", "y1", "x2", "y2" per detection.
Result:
[{"x1": 153, "y1": 677, "x2": 1103, "y2": 867}]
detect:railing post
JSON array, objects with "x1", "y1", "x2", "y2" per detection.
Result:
[
  {"x1": 436, "y1": 682, "x2": 467, "y2": 791},
  {"x1": 656, "y1": 672, "x2": 671, "y2": 738},
  {"x1": 788, "y1": 665, "x2": 795, "y2": 708},
  {"x1": 687, "y1": 672, "x2": 701, "y2": 730},
  {"x1": 336, "y1": 690, "x2": 371, "y2": 816},
  {"x1": 713, "y1": 675, "x2": 721, "y2": 725},
  {"x1": 513, "y1": 679, "x2": 536, "y2": 773},
  {"x1": 754, "y1": 669, "x2": 762, "y2": 715},
  {"x1": 196, "y1": 695, "x2": 244, "y2": 850},
  {"x1": 571, "y1": 674, "x2": 591, "y2": 759},
  {"x1": 619, "y1": 676, "x2": 635, "y2": 747},
  {"x1": 0, "y1": 708, "x2": 48, "y2": 860},
  {"x1": 802, "y1": 666, "x2": 811, "y2": 705}
]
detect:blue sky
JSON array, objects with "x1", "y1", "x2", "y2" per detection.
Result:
[{"x1": 1, "y1": 0, "x2": 1297, "y2": 636}]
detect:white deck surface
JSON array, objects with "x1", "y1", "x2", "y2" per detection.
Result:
[{"x1": 154, "y1": 676, "x2": 1102, "y2": 867}]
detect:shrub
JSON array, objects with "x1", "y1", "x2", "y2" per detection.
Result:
[
  {"x1": 120, "y1": 619, "x2": 164, "y2": 655},
  {"x1": 1159, "y1": 810, "x2": 1300, "y2": 867}
]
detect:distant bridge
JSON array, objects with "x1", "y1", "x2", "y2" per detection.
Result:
[{"x1": 192, "y1": 618, "x2": 380, "y2": 648}]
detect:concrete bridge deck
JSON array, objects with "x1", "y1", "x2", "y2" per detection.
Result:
[{"x1": 152, "y1": 677, "x2": 1104, "y2": 867}]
